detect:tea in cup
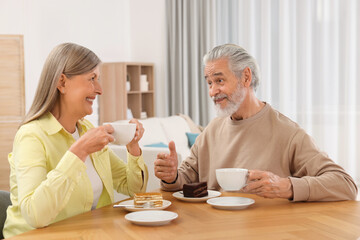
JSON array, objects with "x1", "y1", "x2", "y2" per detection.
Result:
[
  {"x1": 216, "y1": 168, "x2": 248, "y2": 191},
  {"x1": 103, "y1": 122, "x2": 136, "y2": 145}
]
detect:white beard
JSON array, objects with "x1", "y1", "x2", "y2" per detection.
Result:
[{"x1": 212, "y1": 83, "x2": 246, "y2": 117}]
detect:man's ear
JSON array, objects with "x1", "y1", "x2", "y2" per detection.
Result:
[
  {"x1": 241, "y1": 67, "x2": 252, "y2": 88},
  {"x1": 57, "y1": 74, "x2": 67, "y2": 94}
]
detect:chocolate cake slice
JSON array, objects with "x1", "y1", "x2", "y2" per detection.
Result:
[{"x1": 183, "y1": 182, "x2": 208, "y2": 198}]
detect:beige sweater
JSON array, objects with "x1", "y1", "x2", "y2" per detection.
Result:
[{"x1": 161, "y1": 103, "x2": 357, "y2": 201}]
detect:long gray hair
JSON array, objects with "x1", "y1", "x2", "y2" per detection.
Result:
[
  {"x1": 21, "y1": 43, "x2": 101, "y2": 125},
  {"x1": 203, "y1": 44, "x2": 260, "y2": 91}
]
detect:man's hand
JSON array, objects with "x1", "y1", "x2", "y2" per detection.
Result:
[
  {"x1": 154, "y1": 141, "x2": 178, "y2": 183},
  {"x1": 242, "y1": 170, "x2": 293, "y2": 199}
]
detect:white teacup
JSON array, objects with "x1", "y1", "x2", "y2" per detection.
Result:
[
  {"x1": 103, "y1": 122, "x2": 136, "y2": 145},
  {"x1": 216, "y1": 168, "x2": 248, "y2": 191}
]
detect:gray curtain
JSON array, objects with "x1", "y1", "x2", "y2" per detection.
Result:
[{"x1": 166, "y1": 0, "x2": 238, "y2": 126}]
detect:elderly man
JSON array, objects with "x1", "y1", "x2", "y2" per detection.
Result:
[{"x1": 154, "y1": 44, "x2": 357, "y2": 201}]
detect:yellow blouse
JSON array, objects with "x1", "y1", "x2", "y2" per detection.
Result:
[{"x1": 4, "y1": 112, "x2": 148, "y2": 238}]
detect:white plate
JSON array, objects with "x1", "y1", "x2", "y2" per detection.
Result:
[
  {"x1": 125, "y1": 210, "x2": 178, "y2": 226},
  {"x1": 114, "y1": 199, "x2": 171, "y2": 212},
  {"x1": 172, "y1": 190, "x2": 222, "y2": 202},
  {"x1": 206, "y1": 197, "x2": 255, "y2": 210}
]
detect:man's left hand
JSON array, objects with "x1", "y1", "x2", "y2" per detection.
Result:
[{"x1": 242, "y1": 170, "x2": 293, "y2": 199}]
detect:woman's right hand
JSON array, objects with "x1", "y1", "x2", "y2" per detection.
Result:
[{"x1": 69, "y1": 125, "x2": 115, "y2": 161}]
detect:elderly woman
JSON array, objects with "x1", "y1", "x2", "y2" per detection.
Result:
[{"x1": 3, "y1": 43, "x2": 148, "y2": 238}]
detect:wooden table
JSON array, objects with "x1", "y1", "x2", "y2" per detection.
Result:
[{"x1": 8, "y1": 191, "x2": 360, "y2": 240}]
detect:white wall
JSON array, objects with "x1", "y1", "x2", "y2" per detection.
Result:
[{"x1": 0, "y1": 0, "x2": 166, "y2": 125}]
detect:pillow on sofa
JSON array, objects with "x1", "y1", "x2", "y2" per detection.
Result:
[
  {"x1": 178, "y1": 114, "x2": 203, "y2": 133},
  {"x1": 160, "y1": 116, "x2": 192, "y2": 159},
  {"x1": 144, "y1": 142, "x2": 168, "y2": 148},
  {"x1": 185, "y1": 132, "x2": 199, "y2": 147},
  {"x1": 138, "y1": 118, "x2": 168, "y2": 146}
]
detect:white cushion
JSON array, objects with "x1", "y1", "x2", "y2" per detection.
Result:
[
  {"x1": 113, "y1": 116, "x2": 194, "y2": 162},
  {"x1": 138, "y1": 118, "x2": 168, "y2": 146},
  {"x1": 160, "y1": 116, "x2": 191, "y2": 151}
]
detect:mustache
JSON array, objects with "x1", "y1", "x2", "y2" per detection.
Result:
[{"x1": 212, "y1": 93, "x2": 228, "y2": 102}]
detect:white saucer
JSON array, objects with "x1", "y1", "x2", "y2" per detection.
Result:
[
  {"x1": 114, "y1": 199, "x2": 171, "y2": 212},
  {"x1": 172, "y1": 190, "x2": 221, "y2": 202},
  {"x1": 125, "y1": 210, "x2": 178, "y2": 226},
  {"x1": 206, "y1": 197, "x2": 255, "y2": 210}
]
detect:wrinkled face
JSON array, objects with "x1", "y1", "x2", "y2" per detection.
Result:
[
  {"x1": 204, "y1": 58, "x2": 246, "y2": 117},
  {"x1": 61, "y1": 66, "x2": 102, "y2": 119}
]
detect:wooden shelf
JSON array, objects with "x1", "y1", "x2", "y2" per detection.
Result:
[
  {"x1": 99, "y1": 62, "x2": 155, "y2": 123},
  {"x1": 0, "y1": 35, "x2": 25, "y2": 191},
  {"x1": 127, "y1": 90, "x2": 154, "y2": 94}
]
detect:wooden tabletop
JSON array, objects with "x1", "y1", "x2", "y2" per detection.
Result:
[{"x1": 9, "y1": 191, "x2": 360, "y2": 240}]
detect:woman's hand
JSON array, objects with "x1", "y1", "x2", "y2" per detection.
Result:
[
  {"x1": 126, "y1": 119, "x2": 144, "y2": 156},
  {"x1": 69, "y1": 125, "x2": 115, "y2": 161}
]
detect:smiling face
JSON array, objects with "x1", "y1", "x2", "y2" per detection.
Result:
[
  {"x1": 204, "y1": 58, "x2": 246, "y2": 117},
  {"x1": 58, "y1": 66, "x2": 102, "y2": 120}
]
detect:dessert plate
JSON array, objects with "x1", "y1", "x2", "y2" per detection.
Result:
[
  {"x1": 206, "y1": 197, "x2": 254, "y2": 210},
  {"x1": 125, "y1": 210, "x2": 178, "y2": 226},
  {"x1": 114, "y1": 199, "x2": 171, "y2": 212},
  {"x1": 172, "y1": 190, "x2": 221, "y2": 202}
]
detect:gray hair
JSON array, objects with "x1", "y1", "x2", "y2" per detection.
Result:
[
  {"x1": 22, "y1": 42, "x2": 101, "y2": 125},
  {"x1": 203, "y1": 44, "x2": 260, "y2": 91}
]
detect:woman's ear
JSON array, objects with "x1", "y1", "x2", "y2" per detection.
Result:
[{"x1": 57, "y1": 74, "x2": 67, "y2": 94}]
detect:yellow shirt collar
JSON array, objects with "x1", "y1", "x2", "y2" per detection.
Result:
[
  {"x1": 38, "y1": 112, "x2": 63, "y2": 135},
  {"x1": 38, "y1": 112, "x2": 85, "y2": 136}
]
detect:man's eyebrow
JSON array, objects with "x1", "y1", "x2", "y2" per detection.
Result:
[
  {"x1": 205, "y1": 72, "x2": 224, "y2": 80},
  {"x1": 213, "y1": 72, "x2": 224, "y2": 76}
]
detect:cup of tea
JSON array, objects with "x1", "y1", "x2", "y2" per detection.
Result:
[
  {"x1": 216, "y1": 168, "x2": 248, "y2": 191},
  {"x1": 103, "y1": 122, "x2": 136, "y2": 145}
]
